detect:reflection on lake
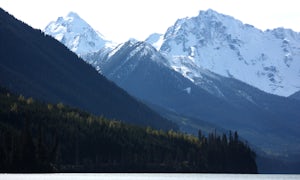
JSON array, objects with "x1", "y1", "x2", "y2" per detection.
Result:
[{"x1": 1, "y1": 173, "x2": 300, "y2": 180}]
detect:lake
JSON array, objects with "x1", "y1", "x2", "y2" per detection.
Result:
[{"x1": 1, "y1": 173, "x2": 300, "y2": 180}]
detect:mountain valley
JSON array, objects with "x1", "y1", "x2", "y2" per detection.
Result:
[{"x1": 2, "y1": 7, "x2": 299, "y2": 173}]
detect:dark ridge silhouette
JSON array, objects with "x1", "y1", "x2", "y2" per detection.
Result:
[{"x1": 0, "y1": 8, "x2": 177, "y2": 130}]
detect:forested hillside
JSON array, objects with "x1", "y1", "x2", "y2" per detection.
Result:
[
  {"x1": 0, "y1": 8, "x2": 176, "y2": 130},
  {"x1": 0, "y1": 88, "x2": 257, "y2": 173}
]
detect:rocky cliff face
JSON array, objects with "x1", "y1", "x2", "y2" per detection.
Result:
[{"x1": 148, "y1": 9, "x2": 300, "y2": 97}]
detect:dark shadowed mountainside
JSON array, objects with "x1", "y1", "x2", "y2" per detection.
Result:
[{"x1": 0, "y1": 8, "x2": 177, "y2": 130}]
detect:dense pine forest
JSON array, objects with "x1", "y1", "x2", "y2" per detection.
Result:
[{"x1": 0, "y1": 87, "x2": 257, "y2": 173}]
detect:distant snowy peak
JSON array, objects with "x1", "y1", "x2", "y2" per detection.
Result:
[
  {"x1": 108, "y1": 40, "x2": 166, "y2": 64},
  {"x1": 161, "y1": 9, "x2": 259, "y2": 54},
  {"x1": 98, "y1": 40, "x2": 171, "y2": 81},
  {"x1": 44, "y1": 12, "x2": 112, "y2": 56},
  {"x1": 151, "y1": 9, "x2": 300, "y2": 97}
]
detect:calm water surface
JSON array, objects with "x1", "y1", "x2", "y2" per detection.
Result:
[{"x1": 1, "y1": 173, "x2": 300, "y2": 180}]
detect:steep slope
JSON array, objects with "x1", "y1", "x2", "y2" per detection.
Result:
[
  {"x1": 149, "y1": 9, "x2": 300, "y2": 97},
  {"x1": 99, "y1": 40, "x2": 227, "y2": 120},
  {"x1": 44, "y1": 12, "x2": 113, "y2": 56},
  {"x1": 0, "y1": 8, "x2": 177, "y2": 130},
  {"x1": 44, "y1": 11, "x2": 300, "y2": 171},
  {"x1": 95, "y1": 40, "x2": 300, "y2": 158}
]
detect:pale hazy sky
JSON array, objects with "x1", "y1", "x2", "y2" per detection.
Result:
[{"x1": 1, "y1": 0, "x2": 299, "y2": 43}]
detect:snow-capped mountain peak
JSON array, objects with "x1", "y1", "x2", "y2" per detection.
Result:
[
  {"x1": 148, "y1": 9, "x2": 300, "y2": 97},
  {"x1": 44, "y1": 12, "x2": 111, "y2": 56},
  {"x1": 108, "y1": 40, "x2": 166, "y2": 64}
]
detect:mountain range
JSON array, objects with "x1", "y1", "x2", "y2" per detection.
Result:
[
  {"x1": 45, "y1": 9, "x2": 300, "y2": 97},
  {"x1": 44, "y1": 10, "x2": 300, "y2": 173},
  {"x1": 92, "y1": 39, "x2": 300, "y2": 157},
  {"x1": 0, "y1": 8, "x2": 176, "y2": 131}
]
